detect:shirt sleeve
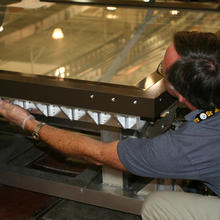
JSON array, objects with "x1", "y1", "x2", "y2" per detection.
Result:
[{"x1": 117, "y1": 126, "x2": 199, "y2": 179}]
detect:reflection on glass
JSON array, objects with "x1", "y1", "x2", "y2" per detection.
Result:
[
  {"x1": 55, "y1": 66, "x2": 66, "y2": 78},
  {"x1": 170, "y1": 10, "x2": 180, "y2": 16},
  {"x1": 105, "y1": 14, "x2": 117, "y2": 19},
  {"x1": 106, "y1": 7, "x2": 117, "y2": 11},
  {"x1": 0, "y1": 3, "x2": 220, "y2": 87},
  {"x1": 52, "y1": 28, "x2": 64, "y2": 40}
]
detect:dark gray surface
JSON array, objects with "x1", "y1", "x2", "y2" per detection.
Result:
[{"x1": 41, "y1": 200, "x2": 141, "y2": 220}]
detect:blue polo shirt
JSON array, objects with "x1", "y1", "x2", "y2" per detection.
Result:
[{"x1": 117, "y1": 110, "x2": 220, "y2": 196}]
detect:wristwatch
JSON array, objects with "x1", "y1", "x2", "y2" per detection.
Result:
[{"x1": 32, "y1": 122, "x2": 46, "y2": 140}]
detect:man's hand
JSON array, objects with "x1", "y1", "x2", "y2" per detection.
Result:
[{"x1": 0, "y1": 100, "x2": 32, "y2": 128}]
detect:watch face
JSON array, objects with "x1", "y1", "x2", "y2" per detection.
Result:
[
  {"x1": 32, "y1": 122, "x2": 46, "y2": 140},
  {"x1": 32, "y1": 132, "x2": 39, "y2": 140}
]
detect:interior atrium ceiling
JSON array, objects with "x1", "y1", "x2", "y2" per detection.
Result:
[{"x1": 0, "y1": 0, "x2": 220, "y2": 87}]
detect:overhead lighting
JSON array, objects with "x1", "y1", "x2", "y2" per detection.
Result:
[
  {"x1": 106, "y1": 14, "x2": 117, "y2": 19},
  {"x1": 60, "y1": 73, "x2": 65, "y2": 78},
  {"x1": 106, "y1": 6, "x2": 117, "y2": 11},
  {"x1": 0, "y1": 26, "x2": 4, "y2": 32},
  {"x1": 54, "y1": 67, "x2": 66, "y2": 78},
  {"x1": 170, "y1": 10, "x2": 180, "y2": 16},
  {"x1": 59, "y1": 66, "x2": 65, "y2": 74},
  {"x1": 55, "y1": 69, "x2": 60, "y2": 77},
  {"x1": 52, "y1": 28, "x2": 64, "y2": 40},
  {"x1": 143, "y1": 0, "x2": 150, "y2": 2}
]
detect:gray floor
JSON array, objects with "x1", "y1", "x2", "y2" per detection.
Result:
[{"x1": 41, "y1": 200, "x2": 141, "y2": 220}]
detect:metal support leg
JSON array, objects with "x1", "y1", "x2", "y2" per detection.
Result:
[{"x1": 100, "y1": 130, "x2": 123, "y2": 187}]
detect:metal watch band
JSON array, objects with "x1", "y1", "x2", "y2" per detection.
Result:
[{"x1": 32, "y1": 122, "x2": 46, "y2": 141}]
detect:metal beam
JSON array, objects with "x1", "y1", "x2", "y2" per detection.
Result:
[
  {"x1": 0, "y1": 164, "x2": 143, "y2": 215},
  {"x1": 41, "y1": 0, "x2": 220, "y2": 11},
  {"x1": 0, "y1": 70, "x2": 176, "y2": 119}
]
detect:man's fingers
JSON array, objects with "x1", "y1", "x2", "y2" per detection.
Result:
[
  {"x1": 0, "y1": 100, "x2": 12, "y2": 112},
  {"x1": 0, "y1": 100, "x2": 32, "y2": 129},
  {"x1": 0, "y1": 100, "x2": 9, "y2": 115}
]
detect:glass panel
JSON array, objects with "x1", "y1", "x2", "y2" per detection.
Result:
[{"x1": 0, "y1": 2, "x2": 220, "y2": 86}]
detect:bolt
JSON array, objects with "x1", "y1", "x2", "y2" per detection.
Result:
[
  {"x1": 133, "y1": 100, "x2": 137, "y2": 104},
  {"x1": 111, "y1": 97, "x2": 116, "y2": 102}
]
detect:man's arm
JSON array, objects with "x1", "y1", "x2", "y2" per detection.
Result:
[{"x1": 0, "y1": 101, "x2": 127, "y2": 171}]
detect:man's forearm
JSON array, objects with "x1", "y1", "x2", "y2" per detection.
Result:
[
  {"x1": 0, "y1": 101, "x2": 127, "y2": 171},
  {"x1": 26, "y1": 119, "x2": 127, "y2": 171}
]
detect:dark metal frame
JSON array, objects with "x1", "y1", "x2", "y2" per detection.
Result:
[
  {"x1": 0, "y1": 165, "x2": 142, "y2": 215},
  {"x1": 41, "y1": 0, "x2": 220, "y2": 11},
  {"x1": 0, "y1": 70, "x2": 175, "y2": 119}
]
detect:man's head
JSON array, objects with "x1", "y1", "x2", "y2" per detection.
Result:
[{"x1": 163, "y1": 31, "x2": 220, "y2": 110}]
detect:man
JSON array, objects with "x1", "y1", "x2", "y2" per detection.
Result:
[{"x1": 0, "y1": 31, "x2": 220, "y2": 219}]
